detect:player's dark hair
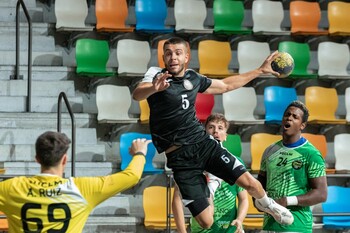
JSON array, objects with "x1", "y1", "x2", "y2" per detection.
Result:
[
  {"x1": 163, "y1": 37, "x2": 188, "y2": 52},
  {"x1": 35, "y1": 131, "x2": 71, "y2": 167},
  {"x1": 205, "y1": 113, "x2": 230, "y2": 130},
  {"x1": 285, "y1": 100, "x2": 309, "y2": 123}
]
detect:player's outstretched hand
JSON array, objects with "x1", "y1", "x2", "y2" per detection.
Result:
[
  {"x1": 129, "y1": 138, "x2": 152, "y2": 156},
  {"x1": 152, "y1": 71, "x2": 172, "y2": 92},
  {"x1": 258, "y1": 50, "x2": 280, "y2": 77}
]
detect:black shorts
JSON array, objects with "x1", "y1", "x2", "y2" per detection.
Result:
[{"x1": 166, "y1": 137, "x2": 246, "y2": 202}]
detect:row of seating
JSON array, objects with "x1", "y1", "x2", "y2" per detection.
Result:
[
  {"x1": 95, "y1": 85, "x2": 350, "y2": 126},
  {"x1": 143, "y1": 185, "x2": 350, "y2": 231},
  {"x1": 53, "y1": 0, "x2": 350, "y2": 36},
  {"x1": 74, "y1": 37, "x2": 350, "y2": 79}
]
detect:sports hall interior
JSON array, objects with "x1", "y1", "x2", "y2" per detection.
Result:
[{"x1": 0, "y1": 0, "x2": 350, "y2": 232}]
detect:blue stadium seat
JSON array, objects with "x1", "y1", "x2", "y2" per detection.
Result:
[
  {"x1": 322, "y1": 186, "x2": 350, "y2": 229},
  {"x1": 135, "y1": 0, "x2": 174, "y2": 33},
  {"x1": 119, "y1": 132, "x2": 163, "y2": 174},
  {"x1": 264, "y1": 86, "x2": 298, "y2": 125}
]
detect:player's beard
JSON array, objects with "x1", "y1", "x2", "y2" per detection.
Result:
[{"x1": 168, "y1": 63, "x2": 185, "y2": 77}]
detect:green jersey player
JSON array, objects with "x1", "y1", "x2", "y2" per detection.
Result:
[{"x1": 257, "y1": 100, "x2": 328, "y2": 232}]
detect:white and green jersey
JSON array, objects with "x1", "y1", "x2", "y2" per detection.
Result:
[
  {"x1": 191, "y1": 182, "x2": 244, "y2": 233},
  {"x1": 260, "y1": 137, "x2": 326, "y2": 232}
]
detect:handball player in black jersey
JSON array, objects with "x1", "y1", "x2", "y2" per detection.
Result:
[{"x1": 132, "y1": 37, "x2": 293, "y2": 229}]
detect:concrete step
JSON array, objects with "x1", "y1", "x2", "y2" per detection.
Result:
[
  {"x1": 3, "y1": 161, "x2": 112, "y2": 176},
  {"x1": 0, "y1": 112, "x2": 96, "y2": 128},
  {"x1": 0, "y1": 80, "x2": 75, "y2": 97},
  {"x1": 0, "y1": 0, "x2": 37, "y2": 8},
  {"x1": 0, "y1": 22, "x2": 50, "y2": 35},
  {"x1": 83, "y1": 216, "x2": 140, "y2": 233},
  {"x1": 0, "y1": 51, "x2": 62, "y2": 66},
  {"x1": 0, "y1": 7, "x2": 43, "y2": 22},
  {"x1": 0, "y1": 34, "x2": 55, "y2": 52},
  {"x1": 0, "y1": 95, "x2": 83, "y2": 112},
  {"x1": 0, "y1": 127, "x2": 97, "y2": 145},
  {"x1": 0, "y1": 65, "x2": 73, "y2": 81},
  {"x1": 0, "y1": 143, "x2": 106, "y2": 162}
]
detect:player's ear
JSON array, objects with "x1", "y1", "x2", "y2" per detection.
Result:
[{"x1": 61, "y1": 153, "x2": 68, "y2": 166}]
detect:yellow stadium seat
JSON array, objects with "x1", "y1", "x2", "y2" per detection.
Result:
[
  {"x1": 305, "y1": 86, "x2": 347, "y2": 124},
  {"x1": 242, "y1": 194, "x2": 263, "y2": 230},
  {"x1": 250, "y1": 133, "x2": 282, "y2": 173},
  {"x1": 328, "y1": 1, "x2": 350, "y2": 36},
  {"x1": 198, "y1": 40, "x2": 235, "y2": 78},
  {"x1": 143, "y1": 186, "x2": 180, "y2": 230}
]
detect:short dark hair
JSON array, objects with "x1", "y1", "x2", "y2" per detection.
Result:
[
  {"x1": 163, "y1": 37, "x2": 188, "y2": 52},
  {"x1": 35, "y1": 131, "x2": 71, "y2": 167},
  {"x1": 285, "y1": 100, "x2": 309, "y2": 123},
  {"x1": 204, "y1": 113, "x2": 230, "y2": 130}
]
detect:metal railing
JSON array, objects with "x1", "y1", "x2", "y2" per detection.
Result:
[
  {"x1": 12, "y1": 0, "x2": 32, "y2": 112},
  {"x1": 57, "y1": 92, "x2": 76, "y2": 177}
]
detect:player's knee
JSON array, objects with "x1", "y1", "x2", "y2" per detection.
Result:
[{"x1": 198, "y1": 218, "x2": 214, "y2": 229}]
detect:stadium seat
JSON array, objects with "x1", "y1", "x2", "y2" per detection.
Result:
[
  {"x1": 120, "y1": 132, "x2": 163, "y2": 174},
  {"x1": 143, "y1": 186, "x2": 180, "y2": 230},
  {"x1": 252, "y1": 0, "x2": 290, "y2": 35},
  {"x1": 346, "y1": 87, "x2": 350, "y2": 122},
  {"x1": 302, "y1": 133, "x2": 335, "y2": 174},
  {"x1": 198, "y1": 40, "x2": 234, "y2": 78},
  {"x1": 334, "y1": 133, "x2": 350, "y2": 173},
  {"x1": 250, "y1": 133, "x2": 282, "y2": 173},
  {"x1": 222, "y1": 134, "x2": 242, "y2": 158},
  {"x1": 95, "y1": 0, "x2": 134, "y2": 32},
  {"x1": 328, "y1": 1, "x2": 350, "y2": 36},
  {"x1": 213, "y1": 0, "x2": 252, "y2": 35},
  {"x1": 222, "y1": 87, "x2": 264, "y2": 124},
  {"x1": 289, "y1": 1, "x2": 328, "y2": 36},
  {"x1": 139, "y1": 99, "x2": 150, "y2": 124},
  {"x1": 54, "y1": 0, "x2": 93, "y2": 31},
  {"x1": 278, "y1": 41, "x2": 317, "y2": 79},
  {"x1": 116, "y1": 39, "x2": 151, "y2": 77},
  {"x1": 135, "y1": 0, "x2": 174, "y2": 33},
  {"x1": 317, "y1": 41, "x2": 350, "y2": 79},
  {"x1": 0, "y1": 211, "x2": 8, "y2": 232},
  {"x1": 195, "y1": 93, "x2": 214, "y2": 123},
  {"x1": 242, "y1": 194, "x2": 263, "y2": 230},
  {"x1": 75, "y1": 39, "x2": 116, "y2": 77},
  {"x1": 174, "y1": 0, "x2": 213, "y2": 34},
  {"x1": 322, "y1": 186, "x2": 350, "y2": 229},
  {"x1": 237, "y1": 41, "x2": 272, "y2": 76},
  {"x1": 305, "y1": 86, "x2": 347, "y2": 124},
  {"x1": 96, "y1": 85, "x2": 138, "y2": 124},
  {"x1": 264, "y1": 86, "x2": 298, "y2": 125}
]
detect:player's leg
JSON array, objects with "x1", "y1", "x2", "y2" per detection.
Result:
[
  {"x1": 172, "y1": 184, "x2": 188, "y2": 233},
  {"x1": 205, "y1": 139, "x2": 294, "y2": 225},
  {"x1": 173, "y1": 169, "x2": 214, "y2": 229}
]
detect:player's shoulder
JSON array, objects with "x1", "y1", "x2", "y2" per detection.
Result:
[{"x1": 185, "y1": 69, "x2": 207, "y2": 78}]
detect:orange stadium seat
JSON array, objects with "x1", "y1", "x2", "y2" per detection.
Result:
[
  {"x1": 290, "y1": 1, "x2": 328, "y2": 35},
  {"x1": 328, "y1": 1, "x2": 350, "y2": 36},
  {"x1": 95, "y1": 0, "x2": 134, "y2": 32}
]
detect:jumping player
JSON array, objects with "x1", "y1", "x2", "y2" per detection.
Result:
[
  {"x1": 132, "y1": 37, "x2": 293, "y2": 228},
  {"x1": 0, "y1": 131, "x2": 150, "y2": 232},
  {"x1": 256, "y1": 100, "x2": 327, "y2": 232}
]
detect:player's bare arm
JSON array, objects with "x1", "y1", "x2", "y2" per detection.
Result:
[
  {"x1": 275, "y1": 176, "x2": 328, "y2": 207},
  {"x1": 132, "y1": 72, "x2": 172, "y2": 101},
  {"x1": 204, "y1": 51, "x2": 280, "y2": 95}
]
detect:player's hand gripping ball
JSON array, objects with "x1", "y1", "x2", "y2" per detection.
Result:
[{"x1": 271, "y1": 52, "x2": 294, "y2": 78}]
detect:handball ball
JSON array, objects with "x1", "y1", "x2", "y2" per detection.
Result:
[{"x1": 271, "y1": 52, "x2": 294, "y2": 78}]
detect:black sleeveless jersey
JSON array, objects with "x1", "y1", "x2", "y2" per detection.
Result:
[{"x1": 146, "y1": 68, "x2": 212, "y2": 153}]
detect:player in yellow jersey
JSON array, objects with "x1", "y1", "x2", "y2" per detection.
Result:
[{"x1": 0, "y1": 131, "x2": 150, "y2": 233}]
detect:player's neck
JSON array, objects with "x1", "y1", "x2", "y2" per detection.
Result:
[{"x1": 40, "y1": 166, "x2": 64, "y2": 177}]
